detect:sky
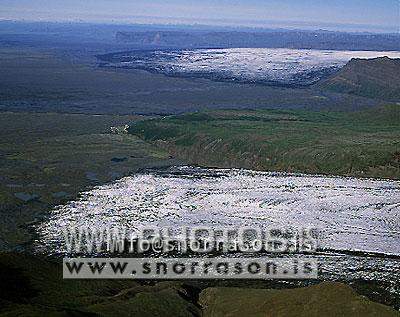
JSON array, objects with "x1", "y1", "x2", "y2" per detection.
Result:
[{"x1": 1, "y1": 0, "x2": 399, "y2": 33}]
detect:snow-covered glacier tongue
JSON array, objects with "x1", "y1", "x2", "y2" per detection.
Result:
[
  {"x1": 103, "y1": 48, "x2": 400, "y2": 86},
  {"x1": 36, "y1": 166, "x2": 400, "y2": 295},
  {"x1": 38, "y1": 166, "x2": 400, "y2": 256}
]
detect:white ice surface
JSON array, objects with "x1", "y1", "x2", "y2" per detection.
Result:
[{"x1": 37, "y1": 167, "x2": 400, "y2": 255}]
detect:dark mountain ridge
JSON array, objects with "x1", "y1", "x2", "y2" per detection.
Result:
[{"x1": 116, "y1": 30, "x2": 400, "y2": 51}]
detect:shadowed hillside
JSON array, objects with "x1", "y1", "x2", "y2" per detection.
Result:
[
  {"x1": 200, "y1": 284, "x2": 400, "y2": 317},
  {"x1": 317, "y1": 57, "x2": 400, "y2": 102},
  {"x1": 1, "y1": 253, "x2": 399, "y2": 316}
]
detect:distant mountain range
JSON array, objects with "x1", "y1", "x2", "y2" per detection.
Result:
[
  {"x1": 317, "y1": 57, "x2": 400, "y2": 102},
  {"x1": 116, "y1": 30, "x2": 400, "y2": 51}
]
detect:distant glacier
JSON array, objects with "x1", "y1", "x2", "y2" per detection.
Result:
[{"x1": 99, "y1": 48, "x2": 400, "y2": 86}]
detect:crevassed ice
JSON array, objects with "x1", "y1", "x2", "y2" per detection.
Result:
[
  {"x1": 114, "y1": 48, "x2": 400, "y2": 85},
  {"x1": 37, "y1": 167, "x2": 400, "y2": 255}
]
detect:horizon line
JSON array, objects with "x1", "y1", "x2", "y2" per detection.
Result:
[{"x1": 0, "y1": 15, "x2": 398, "y2": 35}]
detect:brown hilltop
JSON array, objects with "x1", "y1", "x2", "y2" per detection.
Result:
[{"x1": 317, "y1": 56, "x2": 400, "y2": 102}]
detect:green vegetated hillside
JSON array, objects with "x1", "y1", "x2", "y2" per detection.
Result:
[
  {"x1": 129, "y1": 105, "x2": 400, "y2": 179},
  {"x1": 317, "y1": 57, "x2": 400, "y2": 102}
]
